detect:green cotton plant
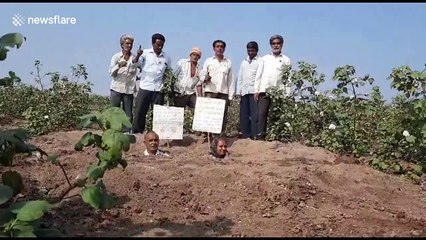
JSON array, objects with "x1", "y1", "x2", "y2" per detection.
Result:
[
  {"x1": 74, "y1": 107, "x2": 136, "y2": 209},
  {"x1": 265, "y1": 60, "x2": 424, "y2": 180},
  {"x1": 388, "y1": 65, "x2": 426, "y2": 99},
  {"x1": 22, "y1": 61, "x2": 93, "y2": 135},
  {"x1": 328, "y1": 65, "x2": 375, "y2": 156},
  {"x1": 162, "y1": 66, "x2": 177, "y2": 106},
  {"x1": 0, "y1": 32, "x2": 26, "y2": 113},
  {"x1": 377, "y1": 65, "x2": 426, "y2": 176},
  {"x1": 267, "y1": 61, "x2": 326, "y2": 142},
  {"x1": 0, "y1": 128, "x2": 62, "y2": 237},
  {"x1": 0, "y1": 33, "x2": 63, "y2": 237}
]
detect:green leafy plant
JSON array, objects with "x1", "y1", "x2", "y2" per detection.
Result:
[
  {"x1": 162, "y1": 66, "x2": 177, "y2": 106},
  {"x1": 263, "y1": 60, "x2": 424, "y2": 181},
  {"x1": 73, "y1": 107, "x2": 136, "y2": 209},
  {"x1": 22, "y1": 61, "x2": 93, "y2": 135},
  {"x1": 0, "y1": 32, "x2": 25, "y2": 62},
  {"x1": 0, "y1": 33, "x2": 62, "y2": 237},
  {"x1": 0, "y1": 128, "x2": 62, "y2": 237}
]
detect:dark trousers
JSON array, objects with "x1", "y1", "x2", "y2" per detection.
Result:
[
  {"x1": 174, "y1": 93, "x2": 197, "y2": 109},
  {"x1": 110, "y1": 90, "x2": 134, "y2": 132},
  {"x1": 204, "y1": 92, "x2": 229, "y2": 135},
  {"x1": 257, "y1": 93, "x2": 271, "y2": 138},
  {"x1": 132, "y1": 88, "x2": 164, "y2": 134},
  {"x1": 240, "y1": 94, "x2": 258, "y2": 139}
]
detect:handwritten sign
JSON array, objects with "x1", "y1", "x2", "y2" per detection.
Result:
[
  {"x1": 192, "y1": 97, "x2": 226, "y2": 134},
  {"x1": 153, "y1": 105, "x2": 184, "y2": 140}
]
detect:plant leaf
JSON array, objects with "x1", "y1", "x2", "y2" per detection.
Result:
[
  {"x1": 0, "y1": 47, "x2": 8, "y2": 61},
  {"x1": 413, "y1": 164, "x2": 423, "y2": 175},
  {"x1": 86, "y1": 164, "x2": 106, "y2": 182},
  {"x1": 77, "y1": 112, "x2": 99, "y2": 129},
  {"x1": 79, "y1": 132, "x2": 93, "y2": 146},
  {"x1": 406, "y1": 135, "x2": 416, "y2": 143},
  {"x1": 0, "y1": 208, "x2": 14, "y2": 226},
  {"x1": 2, "y1": 171, "x2": 24, "y2": 196},
  {"x1": 127, "y1": 134, "x2": 136, "y2": 144},
  {"x1": 74, "y1": 142, "x2": 83, "y2": 151},
  {"x1": 16, "y1": 200, "x2": 51, "y2": 221},
  {"x1": 97, "y1": 150, "x2": 112, "y2": 162},
  {"x1": 81, "y1": 186, "x2": 115, "y2": 210},
  {"x1": 0, "y1": 33, "x2": 25, "y2": 49},
  {"x1": 101, "y1": 107, "x2": 132, "y2": 131},
  {"x1": 13, "y1": 222, "x2": 34, "y2": 233},
  {"x1": 0, "y1": 185, "x2": 13, "y2": 205},
  {"x1": 16, "y1": 231, "x2": 36, "y2": 237}
]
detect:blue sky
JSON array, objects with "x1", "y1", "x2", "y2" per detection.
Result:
[{"x1": 1, "y1": 3, "x2": 425, "y2": 100}]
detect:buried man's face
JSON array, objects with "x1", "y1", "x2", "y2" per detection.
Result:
[
  {"x1": 144, "y1": 132, "x2": 159, "y2": 154},
  {"x1": 216, "y1": 139, "x2": 228, "y2": 158}
]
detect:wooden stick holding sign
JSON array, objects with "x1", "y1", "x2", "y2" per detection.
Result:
[
  {"x1": 192, "y1": 97, "x2": 226, "y2": 151},
  {"x1": 207, "y1": 133, "x2": 210, "y2": 151}
]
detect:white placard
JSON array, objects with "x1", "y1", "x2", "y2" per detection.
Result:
[
  {"x1": 153, "y1": 105, "x2": 184, "y2": 140},
  {"x1": 192, "y1": 97, "x2": 226, "y2": 134}
]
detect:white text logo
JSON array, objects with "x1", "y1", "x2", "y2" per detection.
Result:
[{"x1": 12, "y1": 14, "x2": 77, "y2": 27}]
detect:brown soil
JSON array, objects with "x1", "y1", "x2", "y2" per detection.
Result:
[{"x1": 1, "y1": 127, "x2": 425, "y2": 237}]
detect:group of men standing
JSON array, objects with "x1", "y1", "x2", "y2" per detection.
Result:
[{"x1": 108, "y1": 33, "x2": 291, "y2": 140}]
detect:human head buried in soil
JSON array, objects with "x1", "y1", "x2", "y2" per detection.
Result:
[
  {"x1": 143, "y1": 130, "x2": 170, "y2": 157},
  {"x1": 210, "y1": 137, "x2": 229, "y2": 159},
  {"x1": 144, "y1": 131, "x2": 159, "y2": 155}
]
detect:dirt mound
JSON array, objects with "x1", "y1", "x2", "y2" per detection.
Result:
[
  {"x1": 3, "y1": 130, "x2": 426, "y2": 237},
  {"x1": 0, "y1": 115, "x2": 27, "y2": 129}
]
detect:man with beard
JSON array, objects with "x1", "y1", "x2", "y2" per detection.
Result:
[{"x1": 254, "y1": 34, "x2": 291, "y2": 140}]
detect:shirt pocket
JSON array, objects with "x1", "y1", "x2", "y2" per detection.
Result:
[
  {"x1": 156, "y1": 59, "x2": 167, "y2": 74},
  {"x1": 220, "y1": 66, "x2": 229, "y2": 74}
]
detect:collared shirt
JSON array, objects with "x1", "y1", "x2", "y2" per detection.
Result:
[
  {"x1": 138, "y1": 48, "x2": 172, "y2": 92},
  {"x1": 199, "y1": 56, "x2": 235, "y2": 100},
  {"x1": 143, "y1": 149, "x2": 170, "y2": 157},
  {"x1": 109, "y1": 51, "x2": 143, "y2": 94},
  {"x1": 236, "y1": 55, "x2": 260, "y2": 96},
  {"x1": 173, "y1": 58, "x2": 200, "y2": 95},
  {"x1": 254, "y1": 53, "x2": 291, "y2": 95}
]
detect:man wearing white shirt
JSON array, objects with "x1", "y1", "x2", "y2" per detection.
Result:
[
  {"x1": 254, "y1": 34, "x2": 291, "y2": 140},
  {"x1": 132, "y1": 33, "x2": 172, "y2": 134},
  {"x1": 108, "y1": 34, "x2": 143, "y2": 133},
  {"x1": 236, "y1": 41, "x2": 260, "y2": 139},
  {"x1": 199, "y1": 40, "x2": 234, "y2": 136},
  {"x1": 173, "y1": 47, "x2": 202, "y2": 109}
]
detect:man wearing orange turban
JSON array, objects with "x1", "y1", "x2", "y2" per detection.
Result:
[{"x1": 173, "y1": 47, "x2": 202, "y2": 109}]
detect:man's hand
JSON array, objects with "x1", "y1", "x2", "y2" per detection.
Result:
[
  {"x1": 133, "y1": 45, "x2": 143, "y2": 64},
  {"x1": 254, "y1": 92, "x2": 260, "y2": 102},
  {"x1": 136, "y1": 45, "x2": 143, "y2": 57},
  {"x1": 118, "y1": 59, "x2": 127, "y2": 68},
  {"x1": 195, "y1": 85, "x2": 203, "y2": 97},
  {"x1": 204, "y1": 72, "x2": 211, "y2": 83}
]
